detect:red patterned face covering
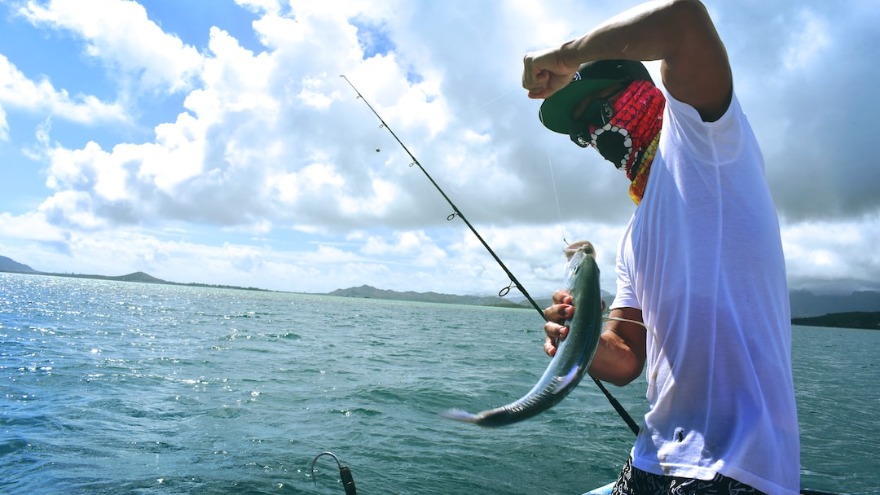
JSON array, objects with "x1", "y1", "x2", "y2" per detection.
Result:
[{"x1": 569, "y1": 80, "x2": 665, "y2": 204}]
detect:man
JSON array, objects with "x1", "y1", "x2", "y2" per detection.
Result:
[{"x1": 522, "y1": 1, "x2": 800, "y2": 494}]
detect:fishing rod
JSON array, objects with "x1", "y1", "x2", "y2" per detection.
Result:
[{"x1": 340, "y1": 74, "x2": 639, "y2": 436}]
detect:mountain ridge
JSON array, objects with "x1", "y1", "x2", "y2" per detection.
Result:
[
  {"x1": 0, "y1": 255, "x2": 37, "y2": 273},
  {"x1": 326, "y1": 283, "x2": 618, "y2": 310}
]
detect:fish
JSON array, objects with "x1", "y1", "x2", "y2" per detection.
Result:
[{"x1": 441, "y1": 242, "x2": 604, "y2": 427}]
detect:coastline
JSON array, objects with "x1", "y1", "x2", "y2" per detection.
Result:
[{"x1": 3, "y1": 255, "x2": 879, "y2": 330}]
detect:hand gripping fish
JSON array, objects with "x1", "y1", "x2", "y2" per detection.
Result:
[{"x1": 442, "y1": 242, "x2": 603, "y2": 427}]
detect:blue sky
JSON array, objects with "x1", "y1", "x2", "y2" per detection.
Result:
[{"x1": 1, "y1": 0, "x2": 878, "y2": 297}]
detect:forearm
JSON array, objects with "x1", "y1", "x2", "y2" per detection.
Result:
[{"x1": 588, "y1": 308, "x2": 646, "y2": 386}]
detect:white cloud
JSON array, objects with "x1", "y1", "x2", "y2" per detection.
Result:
[
  {"x1": 269, "y1": 162, "x2": 344, "y2": 205},
  {"x1": 782, "y1": 9, "x2": 830, "y2": 72},
  {"x1": 0, "y1": 105, "x2": 8, "y2": 140},
  {"x1": 234, "y1": 0, "x2": 281, "y2": 16},
  {"x1": 38, "y1": 110, "x2": 208, "y2": 227},
  {"x1": 19, "y1": 0, "x2": 203, "y2": 94},
  {"x1": 0, "y1": 54, "x2": 126, "y2": 123},
  {"x1": 360, "y1": 230, "x2": 447, "y2": 267},
  {"x1": 0, "y1": 211, "x2": 67, "y2": 243},
  {"x1": 38, "y1": 190, "x2": 106, "y2": 230},
  {"x1": 145, "y1": 112, "x2": 207, "y2": 189},
  {"x1": 198, "y1": 27, "x2": 276, "y2": 115},
  {"x1": 782, "y1": 214, "x2": 880, "y2": 292}
]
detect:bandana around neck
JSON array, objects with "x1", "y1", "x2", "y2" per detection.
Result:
[
  {"x1": 570, "y1": 80, "x2": 665, "y2": 204},
  {"x1": 628, "y1": 132, "x2": 659, "y2": 204}
]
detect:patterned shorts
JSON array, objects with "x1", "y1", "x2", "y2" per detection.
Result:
[{"x1": 611, "y1": 457, "x2": 766, "y2": 495}]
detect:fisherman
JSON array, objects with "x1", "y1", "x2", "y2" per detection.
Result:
[{"x1": 523, "y1": 1, "x2": 799, "y2": 494}]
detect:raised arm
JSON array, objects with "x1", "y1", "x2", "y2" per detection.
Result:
[{"x1": 523, "y1": 0, "x2": 732, "y2": 121}]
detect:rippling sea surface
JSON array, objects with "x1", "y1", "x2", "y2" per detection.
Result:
[{"x1": 1, "y1": 273, "x2": 878, "y2": 494}]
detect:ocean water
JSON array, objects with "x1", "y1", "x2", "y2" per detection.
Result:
[{"x1": 1, "y1": 272, "x2": 877, "y2": 495}]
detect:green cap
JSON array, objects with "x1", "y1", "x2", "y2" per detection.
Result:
[{"x1": 539, "y1": 59, "x2": 653, "y2": 134}]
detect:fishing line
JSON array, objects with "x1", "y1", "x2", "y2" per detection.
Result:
[
  {"x1": 545, "y1": 151, "x2": 571, "y2": 246},
  {"x1": 546, "y1": 153, "x2": 564, "y2": 225},
  {"x1": 340, "y1": 74, "x2": 639, "y2": 436},
  {"x1": 457, "y1": 85, "x2": 520, "y2": 120}
]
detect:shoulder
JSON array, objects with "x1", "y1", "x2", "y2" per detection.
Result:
[
  {"x1": 661, "y1": 90, "x2": 753, "y2": 164},
  {"x1": 659, "y1": 0, "x2": 732, "y2": 122}
]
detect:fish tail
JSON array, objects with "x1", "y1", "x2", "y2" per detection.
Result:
[{"x1": 439, "y1": 408, "x2": 481, "y2": 423}]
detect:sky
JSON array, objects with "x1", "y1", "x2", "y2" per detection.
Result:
[{"x1": 0, "y1": 0, "x2": 878, "y2": 299}]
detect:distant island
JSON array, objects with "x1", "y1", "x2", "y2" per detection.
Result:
[
  {"x1": 325, "y1": 284, "x2": 615, "y2": 310},
  {"x1": 3, "y1": 254, "x2": 880, "y2": 329},
  {"x1": 0, "y1": 255, "x2": 267, "y2": 292},
  {"x1": 792, "y1": 312, "x2": 880, "y2": 331},
  {"x1": 328, "y1": 284, "x2": 529, "y2": 308}
]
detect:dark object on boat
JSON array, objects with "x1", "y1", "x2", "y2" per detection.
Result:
[{"x1": 311, "y1": 451, "x2": 357, "y2": 495}]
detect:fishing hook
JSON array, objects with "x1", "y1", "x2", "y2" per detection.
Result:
[{"x1": 340, "y1": 74, "x2": 639, "y2": 437}]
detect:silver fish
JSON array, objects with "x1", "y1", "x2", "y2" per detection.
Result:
[{"x1": 441, "y1": 243, "x2": 603, "y2": 427}]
